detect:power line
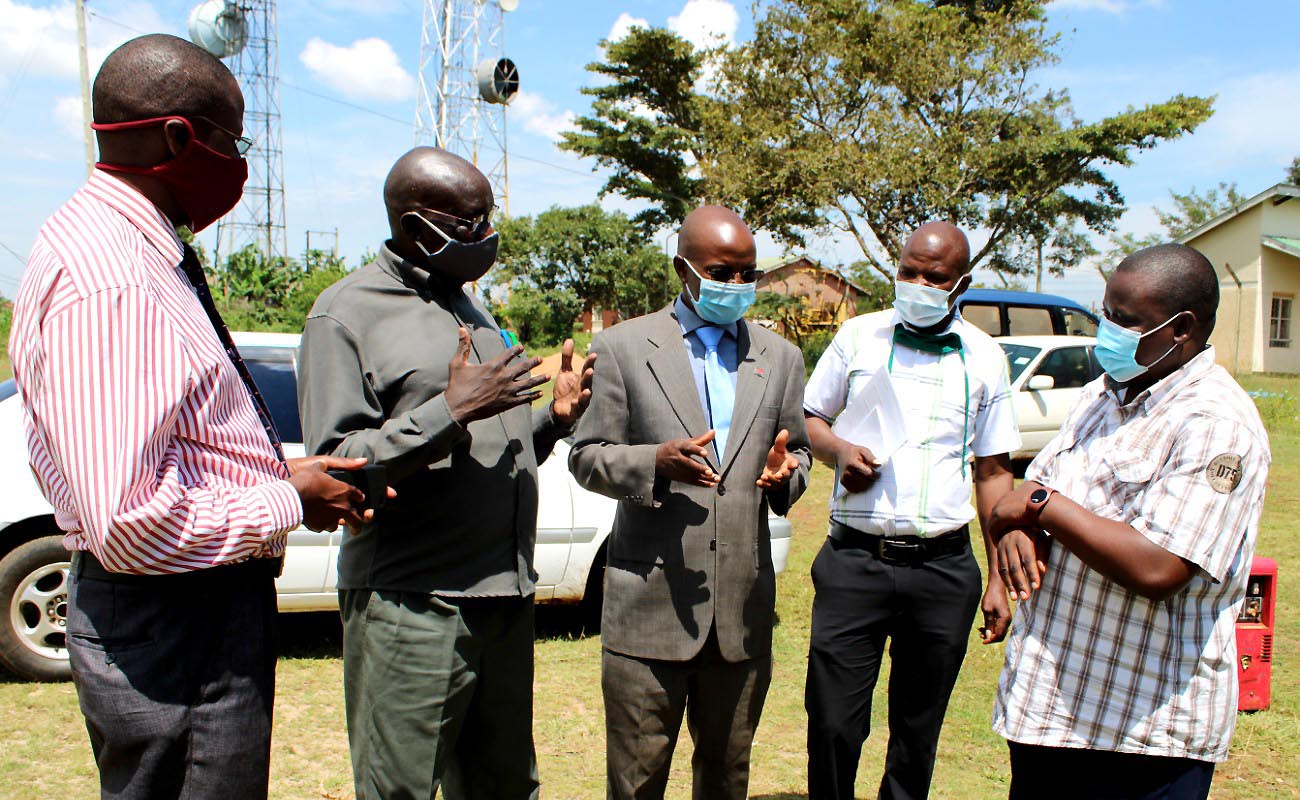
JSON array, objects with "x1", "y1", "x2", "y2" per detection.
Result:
[{"x1": 0, "y1": 240, "x2": 27, "y2": 266}]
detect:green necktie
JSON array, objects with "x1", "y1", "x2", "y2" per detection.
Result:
[{"x1": 892, "y1": 323, "x2": 963, "y2": 355}]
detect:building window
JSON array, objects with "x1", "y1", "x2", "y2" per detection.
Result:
[{"x1": 1270, "y1": 296, "x2": 1292, "y2": 348}]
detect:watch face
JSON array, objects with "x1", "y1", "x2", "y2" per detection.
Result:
[{"x1": 1029, "y1": 488, "x2": 1050, "y2": 504}]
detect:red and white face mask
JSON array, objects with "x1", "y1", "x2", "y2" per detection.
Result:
[{"x1": 92, "y1": 116, "x2": 248, "y2": 233}]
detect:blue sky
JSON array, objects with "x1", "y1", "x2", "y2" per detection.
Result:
[{"x1": 1, "y1": 0, "x2": 1297, "y2": 309}]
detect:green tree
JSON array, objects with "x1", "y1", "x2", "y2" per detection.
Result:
[
  {"x1": 563, "y1": 1, "x2": 1211, "y2": 284},
  {"x1": 559, "y1": 28, "x2": 718, "y2": 233},
  {"x1": 492, "y1": 205, "x2": 674, "y2": 344},
  {"x1": 1289, "y1": 156, "x2": 1300, "y2": 186},
  {"x1": 710, "y1": 0, "x2": 1211, "y2": 280},
  {"x1": 843, "y1": 264, "x2": 895, "y2": 313}
]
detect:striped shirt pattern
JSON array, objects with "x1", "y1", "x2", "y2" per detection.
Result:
[
  {"x1": 9, "y1": 171, "x2": 301, "y2": 575},
  {"x1": 804, "y1": 309, "x2": 1021, "y2": 537},
  {"x1": 993, "y1": 347, "x2": 1270, "y2": 762}
]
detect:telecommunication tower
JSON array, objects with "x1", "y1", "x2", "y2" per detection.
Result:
[
  {"x1": 188, "y1": 0, "x2": 287, "y2": 265},
  {"x1": 414, "y1": 0, "x2": 520, "y2": 212}
]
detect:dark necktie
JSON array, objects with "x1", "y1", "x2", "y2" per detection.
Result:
[
  {"x1": 178, "y1": 244, "x2": 286, "y2": 463},
  {"x1": 893, "y1": 323, "x2": 963, "y2": 355}
]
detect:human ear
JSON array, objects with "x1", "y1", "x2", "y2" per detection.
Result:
[{"x1": 162, "y1": 119, "x2": 191, "y2": 157}]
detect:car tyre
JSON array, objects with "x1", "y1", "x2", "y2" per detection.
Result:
[{"x1": 0, "y1": 535, "x2": 73, "y2": 682}]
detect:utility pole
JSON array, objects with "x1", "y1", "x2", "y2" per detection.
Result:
[{"x1": 75, "y1": 0, "x2": 94, "y2": 176}]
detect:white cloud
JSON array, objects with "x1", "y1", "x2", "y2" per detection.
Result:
[
  {"x1": 668, "y1": 0, "x2": 739, "y2": 50},
  {"x1": 509, "y1": 90, "x2": 575, "y2": 142},
  {"x1": 299, "y1": 37, "x2": 415, "y2": 104},
  {"x1": 0, "y1": 0, "x2": 170, "y2": 82},
  {"x1": 607, "y1": 12, "x2": 649, "y2": 43},
  {"x1": 1048, "y1": 0, "x2": 1166, "y2": 13},
  {"x1": 53, "y1": 96, "x2": 85, "y2": 139},
  {"x1": 1196, "y1": 70, "x2": 1300, "y2": 167}
]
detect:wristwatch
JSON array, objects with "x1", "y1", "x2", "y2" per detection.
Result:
[{"x1": 1026, "y1": 486, "x2": 1056, "y2": 526}]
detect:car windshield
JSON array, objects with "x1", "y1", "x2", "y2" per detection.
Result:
[
  {"x1": 999, "y1": 343, "x2": 1042, "y2": 383},
  {"x1": 243, "y1": 350, "x2": 303, "y2": 444}
]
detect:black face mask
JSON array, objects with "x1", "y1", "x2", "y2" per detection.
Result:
[{"x1": 405, "y1": 212, "x2": 499, "y2": 284}]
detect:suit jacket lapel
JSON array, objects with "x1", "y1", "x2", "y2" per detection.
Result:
[
  {"x1": 720, "y1": 321, "x2": 770, "y2": 476},
  {"x1": 645, "y1": 305, "x2": 717, "y2": 470}
]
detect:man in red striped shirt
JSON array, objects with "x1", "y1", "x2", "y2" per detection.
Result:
[{"x1": 10, "y1": 34, "x2": 370, "y2": 800}]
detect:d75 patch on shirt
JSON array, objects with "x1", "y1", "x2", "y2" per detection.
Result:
[{"x1": 1206, "y1": 453, "x2": 1244, "y2": 493}]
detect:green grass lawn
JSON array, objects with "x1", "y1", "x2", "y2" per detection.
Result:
[{"x1": 0, "y1": 373, "x2": 1297, "y2": 797}]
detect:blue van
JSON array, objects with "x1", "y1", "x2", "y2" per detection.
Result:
[{"x1": 956, "y1": 288, "x2": 1098, "y2": 338}]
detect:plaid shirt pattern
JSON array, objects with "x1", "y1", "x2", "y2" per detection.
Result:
[
  {"x1": 804, "y1": 309, "x2": 1020, "y2": 537},
  {"x1": 993, "y1": 347, "x2": 1270, "y2": 762}
]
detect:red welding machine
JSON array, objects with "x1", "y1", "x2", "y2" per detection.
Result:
[{"x1": 1236, "y1": 556, "x2": 1277, "y2": 712}]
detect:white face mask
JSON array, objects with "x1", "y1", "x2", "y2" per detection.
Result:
[{"x1": 893, "y1": 277, "x2": 965, "y2": 329}]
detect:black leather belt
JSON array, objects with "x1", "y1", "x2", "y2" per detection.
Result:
[
  {"x1": 72, "y1": 550, "x2": 283, "y2": 584},
  {"x1": 829, "y1": 521, "x2": 970, "y2": 566}
]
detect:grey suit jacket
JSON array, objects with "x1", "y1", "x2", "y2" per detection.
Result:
[{"x1": 569, "y1": 305, "x2": 812, "y2": 663}]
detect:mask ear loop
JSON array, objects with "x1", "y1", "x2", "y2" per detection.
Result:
[
  {"x1": 1137, "y1": 310, "x2": 1190, "y2": 371},
  {"x1": 403, "y1": 212, "x2": 454, "y2": 258}
]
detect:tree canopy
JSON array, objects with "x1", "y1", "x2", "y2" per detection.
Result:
[
  {"x1": 560, "y1": 0, "x2": 1213, "y2": 283},
  {"x1": 492, "y1": 205, "x2": 674, "y2": 345}
]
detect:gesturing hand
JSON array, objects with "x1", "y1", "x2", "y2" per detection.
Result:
[
  {"x1": 444, "y1": 327, "x2": 548, "y2": 426},
  {"x1": 997, "y1": 528, "x2": 1052, "y2": 602},
  {"x1": 655, "y1": 430, "x2": 720, "y2": 487},
  {"x1": 836, "y1": 441, "x2": 881, "y2": 494},
  {"x1": 756, "y1": 429, "x2": 799, "y2": 490},
  {"x1": 551, "y1": 338, "x2": 596, "y2": 425}
]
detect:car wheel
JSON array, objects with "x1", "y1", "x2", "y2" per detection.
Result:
[
  {"x1": 579, "y1": 543, "x2": 607, "y2": 634},
  {"x1": 0, "y1": 536, "x2": 73, "y2": 681}
]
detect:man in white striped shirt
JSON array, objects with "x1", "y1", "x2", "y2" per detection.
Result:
[
  {"x1": 802, "y1": 222, "x2": 1020, "y2": 800},
  {"x1": 11, "y1": 35, "x2": 371, "y2": 799},
  {"x1": 987, "y1": 244, "x2": 1270, "y2": 799}
]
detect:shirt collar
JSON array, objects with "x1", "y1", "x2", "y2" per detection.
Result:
[
  {"x1": 889, "y1": 307, "x2": 965, "y2": 337},
  {"x1": 673, "y1": 293, "x2": 737, "y2": 339},
  {"x1": 375, "y1": 241, "x2": 460, "y2": 295},
  {"x1": 1106, "y1": 346, "x2": 1219, "y2": 412},
  {"x1": 82, "y1": 169, "x2": 183, "y2": 266}
]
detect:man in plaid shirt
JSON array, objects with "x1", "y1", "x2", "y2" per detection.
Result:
[{"x1": 986, "y1": 244, "x2": 1270, "y2": 800}]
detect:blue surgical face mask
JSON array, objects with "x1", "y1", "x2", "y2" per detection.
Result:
[
  {"x1": 1094, "y1": 313, "x2": 1184, "y2": 383},
  {"x1": 405, "y1": 212, "x2": 499, "y2": 284},
  {"x1": 682, "y1": 257, "x2": 756, "y2": 325},
  {"x1": 893, "y1": 276, "x2": 965, "y2": 329}
]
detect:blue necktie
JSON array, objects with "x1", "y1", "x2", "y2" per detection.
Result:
[{"x1": 695, "y1": 326, "x2": 734, "y2": 462}]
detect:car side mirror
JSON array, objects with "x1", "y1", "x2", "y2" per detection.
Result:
[{"x1": 1027, "y1": 374, "x2": 1055, "y2": 391}]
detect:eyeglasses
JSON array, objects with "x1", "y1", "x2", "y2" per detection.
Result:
[
  {"x1": 683, "y1": 256, "x2": 760, "y2": 284},
  {"x1": 192, "y1": 115, "x2": 255, "y2": 156},
  {"x1": 415, "y1": 206, "x2": 497, "y2": 243}
]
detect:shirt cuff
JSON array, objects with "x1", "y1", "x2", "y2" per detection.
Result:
[
  {"x1": 251, "y1": 479, "x2": 304, "y2": 539},
  {"x1": 411, "y1": 393, "x2": 470, "y2": 452}
]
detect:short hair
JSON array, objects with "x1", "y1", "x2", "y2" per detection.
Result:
[
  {"x1": 1115, "y1": 244, "x2": 1219, "y2": 339},
  {"x1": 92, "y1": 34, "x2": 238, "y2": 124}
]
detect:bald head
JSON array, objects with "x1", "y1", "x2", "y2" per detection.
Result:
[
  {"x1": 384, "y1": 147, "x2": 493, "y2": 231},
  {"x1": 901, "y1": 222, "x2": 971, "y2": 275},
  {"x1": 1115, "y1": 244, "x2": 1219, "y2": 341},
  {"x1": 92, "y1": 34, "x2": 240, "y2": 125},
  {"x1": 677, "y1": 206, "x2": 755, "y2": 263}
]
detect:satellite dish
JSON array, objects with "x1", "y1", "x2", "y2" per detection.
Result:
[
  {"x1": 476, "y1": 58, "x2": 520, "y2": 105},
  {"x1": 498, "y1": 0, "x2": 519, "y2": 11},
  {"x1": 188, "y1": 0, "x2": 248, "y2": 58}
]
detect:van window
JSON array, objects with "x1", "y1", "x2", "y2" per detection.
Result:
[
  {"x1": 244, "y1": 351, "x2": 303, "y2": 445},
  {"x1": 1062, "y1": 308, "x2": 1098, "y2": 336},
  {"x1": 961, "y1": 303, "x2": 1001, "y2": 336},
  {"x1": 1007, "y1": 306, "x2": 1053, "y2": 336}
]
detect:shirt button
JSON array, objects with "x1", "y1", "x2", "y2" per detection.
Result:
[
  {"x1": 709, "y1": 539, "x2": 717, "y2": 551},
  {"x1": 717, "y1": 484, "x2": 726, "y2": 496}
]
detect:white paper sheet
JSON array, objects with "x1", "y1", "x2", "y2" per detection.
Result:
[{"x1": 830, "y1": 368, "x2": 907, "y2": 499}]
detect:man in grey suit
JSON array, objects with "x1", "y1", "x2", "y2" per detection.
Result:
[{"x1": 569, "y1": 206, "x2": 812, "y2": 800}]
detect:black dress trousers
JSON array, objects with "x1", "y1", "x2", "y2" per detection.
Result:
[{"x1": 805, "y1": 533, "x2": 982, "y2": 800}]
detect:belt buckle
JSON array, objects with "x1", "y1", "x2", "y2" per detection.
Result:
[{"x1": 877, "y1": 537, "x2": 922, "y2": 565}]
